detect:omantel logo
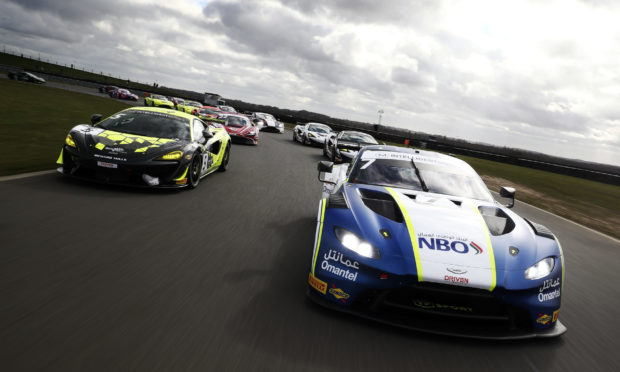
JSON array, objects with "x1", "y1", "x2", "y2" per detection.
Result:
[{"x1": 418, "y1": 237, "x2": 484, "y2": 255}]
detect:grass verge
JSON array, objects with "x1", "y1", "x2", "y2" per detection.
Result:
[{"x1": 0, "y1": 79, "x2": 131, "y2": 176}]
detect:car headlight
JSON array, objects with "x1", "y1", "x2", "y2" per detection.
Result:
[
  {"x1": 156, "y1": 150, "x2": 183, "y2": 161},
  {"x1": 248, "y1": 131, "x2": 256, "y2": 136},
  {"x1": 65, "y1": 134, "x2": 76, "y2": 148},
  {"x1": 524, "y1": 257, "x2": 555, "y2": 280},
  {"x1": 308, "y1": 132, "x2": 315, "y2": 138},
  {"x1": 334, "y1": 227, "x2": 380, "y2": 259}
]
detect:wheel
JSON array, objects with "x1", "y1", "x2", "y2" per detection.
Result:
[
  {"x1": 293, "y1": 132, "x2": 297, "y2": 142},
  {"x1": 331, "y1": 149, "x2": 336, "y2": 163},
  {"x1": 323, "y1": 144, "x2": 327, "y2": 156},
  {"x1": 62, "y1": 149, "x2": 75, "y2": 174},
  {"x1": 218, "y1": 144, "x2": 230, "y2": 172},
  {"x1": 188, "y1": 153, "x2": 202, "y2": 189}
]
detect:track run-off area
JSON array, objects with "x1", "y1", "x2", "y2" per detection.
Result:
[{"x1": 1, "y1": 131, "x2": 619, "y2": 371}]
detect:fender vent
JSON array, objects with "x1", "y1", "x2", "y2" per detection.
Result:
[
  {"x1": 359, "y1": 189, "x2": 403, "y2": 223},
  {"x1": 327, "y1": 193, "x2": 348, "y2": 208},
  {"x1": 524, "y1": 219, "x2": 555, "y2": 240},
  {"x1": 478, "y1": 206, "x2": 516, "y2": 236}
]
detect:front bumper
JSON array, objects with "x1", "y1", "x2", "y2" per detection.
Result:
[
  {"x1": 307, "y1": 285, "x2": 566, "y2": 339},
  {"x1": 306, "y1": 135, "x2": 327, "y2": 146},
  {"x1": 229, "y1": 133, "x2": 258, "y2": 145},
  {"x1": 58, "y1": 147, "x2": 188, "y2": 188}
]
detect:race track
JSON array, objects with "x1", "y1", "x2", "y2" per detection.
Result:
[{"x1": 1, "y1": 132, "x2": 619, "y2": 371}]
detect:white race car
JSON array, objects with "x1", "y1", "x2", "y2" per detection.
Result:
[
  {"x1": 293, "y1": 122, "x2": 332, "y2": 146},
  {"x1": 251, "y1": 112, "x2": 284, "y2": 133}
]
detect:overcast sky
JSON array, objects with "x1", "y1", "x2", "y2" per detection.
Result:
[{"x1": 1, "y1": 0, "x2": 618, "y2": 165}]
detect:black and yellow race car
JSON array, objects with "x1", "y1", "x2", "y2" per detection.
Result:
[{"x1": 57, "y1": 107, "x2": 231, "y2": 189}]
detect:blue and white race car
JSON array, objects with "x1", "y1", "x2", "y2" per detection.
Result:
[{"x1": 308, "y1": 145, "x2": 566, "y2": 339}]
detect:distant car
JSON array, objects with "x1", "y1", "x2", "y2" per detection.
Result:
[
  {"x1": 144, "y1": 94, "x2": 175, "y2": 109},
  {"x1": 222, "y1": 114, "x2": 259, "y2": 145},
  {"x1": 293, "y1": 122, "x2": 332, "y2": 146},
  {"x1": 324, "y1": 130, "x2": 378, "y2": 162},
  {"x1": 198, "y1": 106, "x2": 223, "y2": 122},
  {"x1": 169, "y1": 97, "x2": 185, "y2": 110},
  {"x1": 109, "y1": 88, "x2": 139, "y2": 101},
  {"x1": 217, "y1": 105, "x2": 237, "y2": 113},
  {"x1": 251, "y1": 112, "x2": 284, "y2": 133},
  {"x1": 309, "y1": 145, "x2": 566, "y2": 339},
  {"x1": 57, "y1": 107, "x2": 231, "y2": 189},
  {"x1": 99, "y1": 85, "x2": 119, "y2": 93},
  {"x1": 8, "y1": 71, "x2": 45, "y2": 84},
  {"x1": 178, "y1": 100, "x2": 203, "y2": 115}
]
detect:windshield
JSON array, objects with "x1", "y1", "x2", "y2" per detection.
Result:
[
  {"x1": 200, "y1": 108, "x2": 218, "y2": 115},
  {"x1": 188, "y1": 101, "x2": 202, "y2": 107},
  {"x1": 153, "y1": 95, "x2": 167, "y2": 100},
  {"x1": 98, "y1": 111, "x2": 190, "y2": 141},
  {"x1": 308, "y1": 124, "x2": 329, "y2": 134},
  {"x1": 118, "y1": 89, "x2": 129, "y2": 94},
  {"x1": 340, "y1": 132, "x2": 377, "y2": 143},
  {"x1": 226, "y1": 116, "x2": 250, "y2": 127},
  {"x1": 350, "y1": 151, "x2": 492, "y2": 201},
  {"x1": 256, "y1": 113, "x2": 274, "y2": 120}
]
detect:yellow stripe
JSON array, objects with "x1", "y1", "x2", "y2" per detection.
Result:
[
  {"x1": 555, "y1": 237, "x2": 565, "y2": 291},
  {"x1": 471, "y1": 204, "x2": 497, "y2": 291},
  {"x1": 56, "y1": 148, "x2": 64, "y2": 165},
  {"x1": 386, "y1": 187, "x2": 423, "y2": 281},
  {"x1": 173, "y1": 166, "x2": 189, "y2": 181},
  {"x1": 312, "y1": 199, "x2": 327, "y2": 275}
]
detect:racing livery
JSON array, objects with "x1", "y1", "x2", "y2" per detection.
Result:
[
  {"x1": 293, "y1": 122, "x2": 332, "y2": 146},
  {"x1": 57, "y1": 107, "x2": 231, "y2": 189},
  {"x1": 145, "y1": 94, "x2": 175, "y2": 109},
  {"x1": 109, "y1": 88, "x2": 139, "y2": 101},
  {"x1": 324, "y1": 130, "x2": 378, "y2": 163},
  {"x1": 222, "y1": 114, "x2": 259, "y2": 145},
  {"x1": 308, "y1": 145, "x2": 566, "y2": 339}
]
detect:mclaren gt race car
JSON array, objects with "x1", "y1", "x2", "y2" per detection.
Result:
[
  {"x1": 324, "y1": 130, "x2": 378, "y2": 163},
  {"x1": 293, "y1": 122, "x2": 332, "y2": 146},
  {"x1": 110, "y1": 88, "x2": 139, "y2": 101},
  {"x1": 308, "y1": 145, "x2": 566, "y2": 339},
  {"x1": 57, "y1": 107, "x2": 231, "y2": 189},
  {"x1": 178, "y1": 100, "x2": 203, "y2": 115},
  {"x1": 145, "y1": 94, "x2": 175, "y2": 109},
  {"x1": 222, "y1": 114, "x2": 259, "y2": 145}
]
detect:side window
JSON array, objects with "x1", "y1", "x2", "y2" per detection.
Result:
[{"x1": 192, "y1": 119, "x2": 205, "y2": 141}]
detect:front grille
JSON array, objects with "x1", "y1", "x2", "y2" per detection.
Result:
[{"x1": 352, "y1": 281, "x2": 531, "y2": 332}]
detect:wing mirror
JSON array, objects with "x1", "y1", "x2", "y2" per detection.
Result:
[
  {"x1": 90, "y1": 114, "x2": 103, "y2": 124},
  {"x1": 318, "y1": 161, "x2": 335, "y2": 184},
  {"x1": 499, "y1": 186, "x2": 516, "y2": 208},
  {"x1": 202, "y1": 129, "x2": 214, "y2": 139}
]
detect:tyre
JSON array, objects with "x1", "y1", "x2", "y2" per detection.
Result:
[
  {"x1": 323, "y1": 144, "x2": 327, "y2": 156},
  {"x1": 188, "y1": 153, "x2": 202, "y2": 189},
  {"x1": 62, "y1": 149, "x2": 75, "y2": 175},
  {"x1": 218, "y1": 144, "x2": 230, "y2": 172},
  {"x1": 293, "y1": 132, "x2": 297, "y2": 142}
]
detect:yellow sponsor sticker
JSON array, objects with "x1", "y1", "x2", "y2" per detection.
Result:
[
  {"x1": 536, "y1": 314, "x2": 551, "y2": 325},
  {"x1": 308, "y1": 273, "x2": 327, "y2": 294},
  {"x1": 552, "y1": 310, "x2": 560, "y2": 322},
  {"x1": 328, "y1": 287, "x2": 350, "y2": 300}
]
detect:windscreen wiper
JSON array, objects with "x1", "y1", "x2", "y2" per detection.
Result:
[{"x1": 411, "y1": 158, "x2": 429, "y2": 192}]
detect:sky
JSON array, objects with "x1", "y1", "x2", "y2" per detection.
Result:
[{"x1": 1, "y1": 0, "x2": 618, "y2": 165}]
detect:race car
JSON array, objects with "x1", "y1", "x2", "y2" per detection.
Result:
[
  {"x1": 293, "y1": 122, "x2": 332, "y2": 146},
  {"x1": 217, "y1": 105, "x2": 237, "y2": 113},
  {"x1": 57, "y1": 107, "x2": 231, "y2": 189},
  {"x1": 169, "y1": 97, "x2": 185, "y2": 109},
  {"x1": 98, "y1": 85, "x2": 119, "y2": 93},
  {"x1": 198, "y1": 106, "x2": 225, "y2": 125},
  {"x1": 178, "y1": 100, "x2": 203, "y2": 115},
  {"x1": 8, "y1": 71, "x2": 45, "y2": 84},
  {"x1": 324, "y1": 130, "x2": 378, "y2": 163},
  {"x1": 222, "y1": 114, "x2": 259, "y2": 145},
  {"x1": 144, "y1": 94, "x2": 175, "y2": 109},
  {"x1": 109, "y1": 88, "x2": 139, "y2": 101},
  {"x1": 308, "y1": 145, "x2": 566, "y2": 339},
  {"x1": 251, "y1": 112, "x2": 284, "y2": 133}
]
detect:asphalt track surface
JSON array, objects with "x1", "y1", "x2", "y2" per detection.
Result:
[{"x1": 1, "y1": 132, "x2": 619, "y2": 371}]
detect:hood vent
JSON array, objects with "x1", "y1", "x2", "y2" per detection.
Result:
[
  {"x1": 359, "y1": 189, "x2": 403, "y2": 223},
  {"x1": 478, "y1": 206, "x2": 515, "y2": 236},
  {"x1": 524, "y1": 219, "x2": 555, "y2": 240}
]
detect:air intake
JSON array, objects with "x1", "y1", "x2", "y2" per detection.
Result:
[{"x1": 359, "y1": 189, "x2": 403, "y2": 223}]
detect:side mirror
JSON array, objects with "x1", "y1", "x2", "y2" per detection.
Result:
[
  {"x1": 90, "y1": 114, "x2": 103, "y2": 124},
  {"x1": 318, "y1": 161, "x2": 335, "y2": 184},
  {"x1": 203, "y1": 129, "x2": 214, "y2": 139},
  {"x1": 499, "y1": 186, "x2": 516, "y2": 208}
]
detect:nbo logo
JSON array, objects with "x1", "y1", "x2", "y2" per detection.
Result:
[{"x1": 418, "y1": 238, "x2": 483, "y2": 255}]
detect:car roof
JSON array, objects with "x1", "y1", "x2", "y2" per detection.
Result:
[{"x1": 122, "y1": 106, "x2": 195, "y2": 121}]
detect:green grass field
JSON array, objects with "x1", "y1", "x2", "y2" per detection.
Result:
[
  {"x1": 2, "y1": 79, "x2": 619, "y2": 239},
  {"x1": 0, "y1": 79, "x2": 130, "y2": 175}
]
